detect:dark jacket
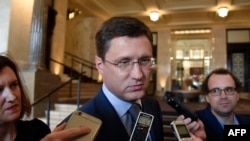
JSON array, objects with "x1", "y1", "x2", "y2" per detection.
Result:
[
  {"x1": 195, "y1": 106, "x2": 250, "y2": 141},
  {"x1": 61, "y1": 88, "x2": 164, "y2": 141},
  {"x1": 15, "y1": 118, "x2": 51, "y2": 141}
]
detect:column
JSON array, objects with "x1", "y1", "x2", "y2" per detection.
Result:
[{"x1": 29, "y1": 0, "x2": 48, "y2": 69}]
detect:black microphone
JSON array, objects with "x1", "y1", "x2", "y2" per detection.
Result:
[{"x1": 166, "y1": 96, "x2": 198, "y2": 122}]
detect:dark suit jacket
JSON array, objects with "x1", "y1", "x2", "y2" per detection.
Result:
[
  {"x1": 195, "y1": 106, "x2": 250, "y2": 141},
  {"x1": 61, "y1": 88, "x2": 164, "y2": 141}
]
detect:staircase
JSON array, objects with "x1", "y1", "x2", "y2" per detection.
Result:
[
  {"x1": 57, "y1": 82, "x2": 102, "y2": 104},
  {"x1": 40, "y1": 103, "x2": 80, "y2": 130},
  {"x1": 39, "y1": 82, "x2": 102, "y2": 130}
]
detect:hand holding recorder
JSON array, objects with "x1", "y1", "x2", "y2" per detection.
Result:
[
  {"x1": 171, "y1": 120, "x2": 191, "y2": 141},
  {"x1": 166, "y1": 96, "x2": 206, "y2": 140}
]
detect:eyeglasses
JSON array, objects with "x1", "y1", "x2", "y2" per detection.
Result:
[
  {"x1": 208, "y1": 87, "x2": 237, "y2": 96},
  {"x1": 105, "y1": 57, "x2": 156, "y2": 72}
]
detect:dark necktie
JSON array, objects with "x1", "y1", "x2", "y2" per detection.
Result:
[{"x1": 127, "y1": 103, "x2": 141, "y2": 134}]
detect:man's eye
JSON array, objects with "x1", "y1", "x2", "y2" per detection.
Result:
[
  {"x1": 225, "y1": 87, "x2": 234, "y2": 92},
  {"x1": 140, "y1": 58, "x2": 150, "y2": 64},
  {"x1": 119, "y1": 60, "x2": 130, "y2": 65},
  {"x1": 211, "y1": 88, "x2": 220, "y2": 93}
]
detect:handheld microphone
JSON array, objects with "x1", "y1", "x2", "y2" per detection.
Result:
[{"x1": 166, "y1": 96, "x2": 198, "y2": 122}]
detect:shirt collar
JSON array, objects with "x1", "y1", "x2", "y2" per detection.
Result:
[
  {"x1": 218, "y1": 114, "x2": 239, "y2": 128},
  {"x1": 102, "y1": 84, "x2": 141, "y2": 118}
]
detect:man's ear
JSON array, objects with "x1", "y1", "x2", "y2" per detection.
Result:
[
  {"x1": 95, "y1": 56, "x2": 104, "y2": 75},
  {"x1": 205, "y1": 95, "x2": 209, "y2": 103}
]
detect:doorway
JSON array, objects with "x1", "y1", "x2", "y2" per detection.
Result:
[{"x1": 227, "y1": 43, "x2": 250, "y2": 92}]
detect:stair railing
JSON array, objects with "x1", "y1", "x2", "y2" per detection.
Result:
[
  {"x1": 32, "y1": 78, "x2": 73, "y2": 126},
  {"x1": 50, "y1": 58, "x2": 76, "y2": 97},
  {"x1": 32, "y1": 54, "x2": 96, "y2": 127},
  {"x1": 31, "y1": 72, "x2": 84, "y2": 127},
  {"x1": 64, "y1": 52, "x2": 98, "y2": 82},
  {"x1": 32, "y1": 57, "x2": 86, "y2": 127}
]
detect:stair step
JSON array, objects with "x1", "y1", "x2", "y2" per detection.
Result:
[
  {"x1": 54, "y1": 103, "x2": 80, "y2": 112},
  {"x1": 40, "y1": 103, "x2": 80, "y2": 130},
  {"x1": 46, "y1": 110, "x2": 72, "y2": 118},
  {"x1": 57, "y1": 82, "x2": 101, "y2": 99},
  {"x1": 38, "y1": 81, "x2": 102, "y2": 130}
]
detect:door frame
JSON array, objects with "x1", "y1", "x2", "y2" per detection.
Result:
[{"x1": 227, "y1": 43, "x2": 250, "y2": 92}]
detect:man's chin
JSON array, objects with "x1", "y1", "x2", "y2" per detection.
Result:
[{"x1": 127, "y1": 91, "x2": 145, "y2": 100}]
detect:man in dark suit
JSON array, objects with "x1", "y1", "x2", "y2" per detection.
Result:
[
  {"x1": 195, "y1": 68, "x2": 250, "y2": 141},
  {"x1": 60, "y1": 16, "x2": 205, "y2": 141}
]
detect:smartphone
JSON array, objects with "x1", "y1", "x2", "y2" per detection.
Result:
[
  {"x1": 65, "y1": 110, "x2": 102, "y2": 141},
  {"x1": 129, "y1": 112, "x2": 154, "y2": 141},
  {"x1": 170, "y1": 120, "x2": 191, "y2": 141},
  {"x1": 166, "y1": 96, "x2": 198, "y2": 121}
]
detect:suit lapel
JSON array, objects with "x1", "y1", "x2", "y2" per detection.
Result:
[{"x1": 94, "y1": 90, "x2": 130, "y2": 141}]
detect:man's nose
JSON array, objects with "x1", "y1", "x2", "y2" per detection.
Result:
[
  {"x1": 130, "y1": 63, "x2": 143, "y2": 79},
  {"x1": 220, "y1": 90, "x2": 227, "y2": 97}
]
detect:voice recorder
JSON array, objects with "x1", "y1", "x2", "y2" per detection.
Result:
[
  {"x1": 129, "y1": 112, "x2": 154, "y2": 141},
  {"x1": 171, "y1": 120, "x2": 191, "y2": 141}
]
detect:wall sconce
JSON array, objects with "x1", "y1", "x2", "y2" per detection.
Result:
[
  {"x1": 149, "y1": 11, "x2": 159, "y2": 22},
  {"x1": 217, "y1": 7, "x2": 229, "y2": 18},
  {"x1": 97, "y1": 74, "x2": 103, "y2": 83},
  {"x1": 160, "y1": 76, "x2": 167, "y2": 92},
  {"x1": 67, "y1": 8, "x2": 82, "y2": 20}
]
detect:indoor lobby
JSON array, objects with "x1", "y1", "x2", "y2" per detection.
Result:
[{"x1": 1, "y1": 0, "x2": 250, "y2": 140}]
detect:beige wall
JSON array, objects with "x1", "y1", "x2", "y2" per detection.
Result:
[
  {"x1": 211, "y1": 26, "x2": 227, "y2": 70},
  {"x1": 156, "y1": 29, "x2": 172, "y2": 92},
  {"x1": 66, "y1": 16, "x2": 101, "y2": 62},
  {"x1": 0, "y1": 0, "x2": 11, "y2": 53},
  {"x1": 8, "y1": 0, "x2": 34, "y2": 68},
  {"x1": 49, "y1": 0, "x2": 68, "y2": 75}
]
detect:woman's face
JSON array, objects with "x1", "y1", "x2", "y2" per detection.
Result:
[{"x1": 0, "y1": 66, "x2": 21, "y2": 124}]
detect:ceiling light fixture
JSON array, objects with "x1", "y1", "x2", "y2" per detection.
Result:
[
  {"x1": 149, "y1": 11, "x2": 159, "y2": 22},
  {"x1": 217, "y1": 7, "x2": 229, "y2": 18}
]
